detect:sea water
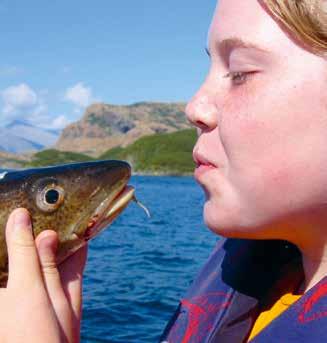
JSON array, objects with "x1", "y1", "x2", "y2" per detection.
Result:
[{"x1": 81, "y1": 176, "x2": 218, "y2": 343}]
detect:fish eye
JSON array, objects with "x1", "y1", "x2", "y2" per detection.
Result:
[
  {"x1": 45, "y1": 189, "x2": 60, "y2": 204},
  {"x1": 36, "y1": 184, "x2": 65, "y2": 212}
]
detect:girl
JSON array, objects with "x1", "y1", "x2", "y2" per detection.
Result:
[{"x1": 1, "y1": 1, "x2": 326, "y2": 341}]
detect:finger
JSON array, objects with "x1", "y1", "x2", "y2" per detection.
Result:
[
  {"x1": 36, "y1": 231, "x2": 75, "y2": 342},
  {"x1": 60, "y1": 244, "x2": 88, "y2": 320},
  {"x1": 35, "y1": 230, "x2": 66, "y2": 302},
  {"x1": 6, "y1": 208, "x2": 44, "y2": 289}
]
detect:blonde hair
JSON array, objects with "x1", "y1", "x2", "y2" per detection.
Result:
[{"x1": 263, "y1": 0, "x2": 327, "y2": 54}]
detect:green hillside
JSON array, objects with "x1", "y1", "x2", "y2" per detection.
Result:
[
  {"x1": 100, "y1": 129, "x2": 197, "y2": 175},
  {"x1": 24, "y1": 129, "x2": 197, "y2": 174},
  {"x1": 26, "y1": 149, "x2": 94, "y2": 167}
]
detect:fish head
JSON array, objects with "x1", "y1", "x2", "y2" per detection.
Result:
[{"x1": 0, "y1": 160, "x2": 134, "y2": 267}]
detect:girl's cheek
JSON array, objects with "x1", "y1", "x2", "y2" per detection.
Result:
[{"x1": 220, "y1": 112, "x2": 269, "y2": 169}]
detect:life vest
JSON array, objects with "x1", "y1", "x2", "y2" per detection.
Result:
[{"x1": 160, "y1": 238, "x2": 327, "y2": 342}]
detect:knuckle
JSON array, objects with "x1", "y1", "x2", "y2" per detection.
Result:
[
  {"x1": 41, "y1": 259, "x2": 59, "y2": 275},
  {"x1": 12, "y1": 235, "x2": 35, "y2": 249},
  {"x1": 10, "y1": 237, "x2": 36, "y2": 257}
]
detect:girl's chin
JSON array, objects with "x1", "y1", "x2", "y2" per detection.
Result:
[
  {"x1": 203, "y1": 197, "x2": 234, "y2": 222},
  {"x1": 204, "y1": 218, "x2": 254, "y2": 239},
  {"x1": 203, "y1": 204, "x2": 238, "y2": 237},
  {"x1": 204, "y1": 220, "x2": 241, "y2": 238},
  {"x1": 203, "y1": 206, "x2": 282, "y2": 240},
  {"x1": 203, "y1": 201, "x2": 257, "y2": 239}
]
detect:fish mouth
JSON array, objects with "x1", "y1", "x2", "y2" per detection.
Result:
[{"x1": 83, "y1": 185, "x2": 135, "y2": 241}]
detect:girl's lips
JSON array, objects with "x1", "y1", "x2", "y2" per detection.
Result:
[
  {"x1": 194, "y1": 163, "x2": 216, "y2": 180},
  {"x1": 193, "y1": 149, "x2": 217, "y2": 167},
  {"x1": 193, "y1": 147, "x2": 221, "y2": 189},
  {"x1": 193, "y1": 148, "x2": 219, "y2": 180}
]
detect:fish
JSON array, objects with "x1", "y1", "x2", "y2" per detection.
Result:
[{"x1": 0, "y1": 159, "x2": 145, "y2": 286}]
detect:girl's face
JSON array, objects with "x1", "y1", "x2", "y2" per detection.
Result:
[{"x1": 187, "y1": 0, "x2": 327, "y2": 240}]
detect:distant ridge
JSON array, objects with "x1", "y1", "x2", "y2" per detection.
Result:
[
  {"x1": 0, "y1": 119, "x2": 60, "y2": 154},
  {"x1": 6, "y1": 119, "x2": 60, "y2": 136},
  {"x1": 55, "y1": 101, "x2": 189, "y2": 156}
]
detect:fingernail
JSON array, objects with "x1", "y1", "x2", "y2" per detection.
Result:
[{"x1": 13, "y1": 210, "x2": 31, "y2": 230}]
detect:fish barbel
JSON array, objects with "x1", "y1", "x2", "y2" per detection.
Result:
[{"x1": 0, "y1": 159, "x2": 137, "y2": 286}]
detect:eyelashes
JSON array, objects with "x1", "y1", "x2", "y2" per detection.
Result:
[{"x1": 223, "y1": 71, "x2": 256, "y2": 86}]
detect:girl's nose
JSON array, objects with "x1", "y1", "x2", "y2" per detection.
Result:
[{"x1": 185, "y1": 92, "x2": 218, "y2": 132}]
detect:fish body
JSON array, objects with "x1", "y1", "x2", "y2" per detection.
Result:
[{"x1": 0, "y1": 160, "x2": 134, "y2": 285}]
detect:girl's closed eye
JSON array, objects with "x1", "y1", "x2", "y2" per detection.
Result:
[{"x1": 224, "y1": 71, "x2": 256, "y2": 86}]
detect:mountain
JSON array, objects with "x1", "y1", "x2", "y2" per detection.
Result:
[
  {"x1": 0, "y1": 119, "x2": 60, "y2": 154},
  {"x1": 0, "y1": 150, "x2": 29, "y2": 169},
  {"x1": 6, "y1": 119, "x2": 60, "y2": 145},
  {"x1": 23, "y1": 129, "x2": 197, "y2": 175},
  {"x1": 27, "y1": 149, "x2": 94, "y2": 167},
  {"x1": 55, "y1": 102, "x2": 190, "y2": 156},
  {"x1": 100, "y1": 128, "x2": 197, "y2": 175}
]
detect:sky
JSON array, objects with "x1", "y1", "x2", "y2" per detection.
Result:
[{"x1": 0, "y1": 0, "x2": 217, "y2": 129}]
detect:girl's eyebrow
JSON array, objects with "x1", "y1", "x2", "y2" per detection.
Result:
[{"x1": 206, "y1": 37, "x2": 271, "y2": 57}]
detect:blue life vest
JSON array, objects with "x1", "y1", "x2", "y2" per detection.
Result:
[{"x1": 160, "y1": 238, "x2": 327, "y2": 342}]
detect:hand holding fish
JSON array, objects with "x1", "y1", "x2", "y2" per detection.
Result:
[
  {"x1": 0, "y1": 208, "x2": 87, "y2": 343},
  {"x1": 0, "y1": 160, "x2": 149, "y2": 342}
]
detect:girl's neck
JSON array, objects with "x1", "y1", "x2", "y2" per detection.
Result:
[{"x1": 301, "y1": 252, "x2": 327, "y2": 292}]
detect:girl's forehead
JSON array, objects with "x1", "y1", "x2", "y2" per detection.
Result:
[
  {"x1": 208, "y1": 0, "x2": 308, "y2": 62},
  {"x1": 210, "y1": 0, "x2": 268, "y2": 37}
]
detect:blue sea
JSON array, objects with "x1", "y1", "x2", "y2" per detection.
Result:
[{"x1": 81, "y1": 176, "x2": 219, "y2": 343}]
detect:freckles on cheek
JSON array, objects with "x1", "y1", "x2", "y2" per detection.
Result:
[
  {"x1": 257, "y1": 157, "x2": 300, "y2": 209},
  {"x1": 220, "y1": 92, "x2": 267, "y2": 155},
  {"x1": 222, "y1": 120, "x2": 296, "y2": 201},
  {"x1": 263, "y1": 163, "x2": 293, "y2": 190},
  {"x1": 221, "y1": 114, "x2": 268, "y2": 166}
]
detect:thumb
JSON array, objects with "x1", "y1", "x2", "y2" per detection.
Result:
[{"x1": 6, "y1": 208, "x2": 44, "y2": 289}]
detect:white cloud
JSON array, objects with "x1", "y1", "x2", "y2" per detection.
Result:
[
  {"x1": 1, "y1": 84, "x2": 52, "y2": 127},
  {"x1": 50, "y1": 115, "x2": 71, "y2": 129},
  {"x1": 2, "y1": 83, "x2": 38, "y2": 115},
  {"x1": 0, "y1": 83, "x2": 94, "y2": 130},
  {"x1": 64, "y1": 82, "x2": 94, "y2": 108},
  {"x1": 0, "y1": 84, "x2": 72, "y2": 130},
  {"x1": 28, "y1": 104, "x2": 49, "y2": 124}
]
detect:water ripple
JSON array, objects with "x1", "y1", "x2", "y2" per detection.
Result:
[{"x1": 81, "y1": 176, "x2": 218, "y2": 342}]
